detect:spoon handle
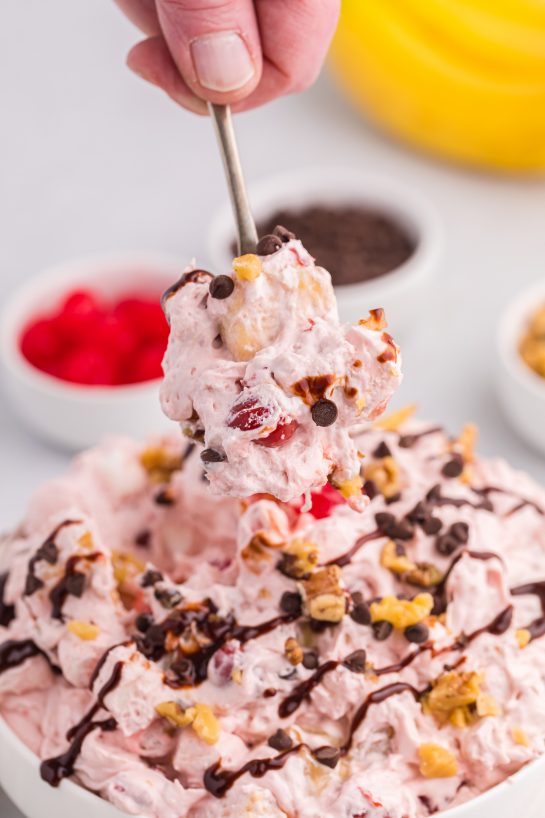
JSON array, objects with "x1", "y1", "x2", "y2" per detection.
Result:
[{"x1": 208, "y1": 102, "x2": 258, "y2": 256}]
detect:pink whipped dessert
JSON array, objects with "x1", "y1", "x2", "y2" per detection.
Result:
[
  {"x1": 2, "y1": 416, "x2": 545, "y2": 817},
  {"x1": 160, "y1": 227, "x2": 402, "y2": 510}
]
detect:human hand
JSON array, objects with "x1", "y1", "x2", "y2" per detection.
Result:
[{"x1": 115, "y1": 0, "x2": 340, "y2": 114}]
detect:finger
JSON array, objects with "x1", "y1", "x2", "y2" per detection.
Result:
[
  {"x1": 114, "y1": 0, "x2": 161, "y2": 35},
  {"x1": 127, "y1": 36, "x2": 208, "y2": 115},
  {"x1": 155, "y1": 0, "x2": 262, "y2": 104}
]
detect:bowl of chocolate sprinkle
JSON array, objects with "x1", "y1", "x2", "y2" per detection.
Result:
[{"x1": 208, "y1": 166, "x2": 443, "y2": 337}]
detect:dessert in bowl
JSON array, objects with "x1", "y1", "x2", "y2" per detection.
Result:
[{"x1": 1, "y1": 235, "x2": 545, "y2": 818}]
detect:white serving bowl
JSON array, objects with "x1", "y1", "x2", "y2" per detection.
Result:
[
  {"x1": 207, "y1": 167, "x2": 444, "y2": 337},
  {"x1": 0, "y1": 712, "x2": 544, "y2": 818},
  {"x1": 0, "y1": 253, "x2": 184, "y2": 450},
  {"x1": 497, "y1": 279, "x2": 545, "y2": 454}
]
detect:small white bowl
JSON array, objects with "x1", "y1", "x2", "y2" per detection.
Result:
[
  {"x1": 497, "y1": 279, "x2": 545, "y2": 454},
  {"x1": 1, "y1": 711, "x2": 544, "y2": 818},
  {"x1": 208, "y1": 167, "x2": 443, "y2": 337},
  {"x1": 0, "y1": 253, "x2": 184, "y2": 451}
]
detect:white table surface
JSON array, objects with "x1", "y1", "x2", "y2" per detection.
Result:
[{"x1": 1, "y1": 2, "x2": 545, "y2": 817}]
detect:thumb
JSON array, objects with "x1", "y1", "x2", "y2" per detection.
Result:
[{"x1": 156, "y1": 0, "x2": 262, "y2": 104}]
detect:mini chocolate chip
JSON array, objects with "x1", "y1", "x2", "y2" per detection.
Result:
[
  {"x1": 393, "y1": 520, "x2": 414, "y2": 540},
  {"x1": 24, "y1": 574, "x2": 44, "y2": 596},
  {"x1": 404, "y1": 623, "x2": 429, "y2": 643},
  {"x1": 422, "y1": 516, "x2": 443, "y2": 536},
  {"x1": 280, "y1": 591, "x2": 303, "y2": 616},
  {"x1": 135, "y1": 613, "x2": 153, "y2": 633},
  {"x1": 141, "y1": 569, "x2": 163, "y2": 588},
  {"x1": 311, "y1": 399, "x2": 338, "y2": 427},
  {"x1": 373, "y1": 441, "x2": 391, "y2": 459},
  {"x1": 273, "y1": 224, "x2": 295, "y2": 243},
  {"x1": 135, "y1": 530, "x2": 151, "y2": 548},
  {"x1": 350, "y1": 601, "x2": 372, "y2": 626},
  {"x1": 375, "y1": 512, "x2": 413, "y2": 540},
  {"x1": 385, "y1": 492, "x2": 402, "y2": 505},
  {"x1": 201, "y1": 448, "x2": 226, "y2": 463},
  {"x1": 449, "y1": 522, "x2": 469, "y2": 544},
  {"x1": 442, "y1": 458, "x2": 464, "y2": 478},
  {"x1": 435, "y1": 534, "x2": 460, "y2": 556},
  {"x1": 65, "y1": 572, "x2": 86, "y2": 597},
  {"x1": 302, "y1": 651, "x2": 319, "y2": 670},
  {"x1": 375, "y1": 511, "x2": 396, "y2": 532},
  {"x1": 209, "y1": 275, "x2": 235, "y2": 300},
  {"x1": 398, "y1": 434, "x2": 417, "y2": 448},
  {"x1": 169, "y1": 658, "x2": 196, "y2": 685},
  {"x1": 314, "y1": 746, "x2": 341, "y2": 769},
  {"x1": 257, "y1": 234, "x2": 283, "y2": 255},
  {"x1": 363, "y1": 479, "x2": 378, "y2": 499},
  {"x1": 372, "y1": 620, "x2": 393, "y2": 641},
  {"x1": 343, "y1": 649, "x2": 367, "y2": 673},
  {"x1": 426, "y1": 484, "x2": 442, "y2": 503},
  {"x1": 154, "y1": 587, "x2": 183, "y2": 609},
  {"x1": 407, "y1": 501, "x2": 429, "y2": 524},
  {"x1": 268, "y1": 729, "x2": 293, "y2": 751},
  {"x1": 37, "y1": 541, "x2": 59, "y2": 564}
]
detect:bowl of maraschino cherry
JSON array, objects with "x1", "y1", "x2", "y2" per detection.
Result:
[{"x1": 0, "y1": 253, "x2": 184, "y2": 449}]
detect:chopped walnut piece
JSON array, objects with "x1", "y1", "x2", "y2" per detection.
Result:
[
  {"x1": 241, "y1": 531, "x2": 284, "y2": 571},
  {"x1": 374, "y1": 403, "x2": 417, "y2": 432},
  {"x1": 516, "y1": 628, "x2": 531, "y2": 649},
  {"x1": 284, "y1": 637, "x2": 304, "y2": 666},
  {"x1": 233, "y1": 253, "x2": 262, "y2": 282},
  {"x1": 155, "y1": 702, "x2": 220, "y2": 744},
  {"x1": 422, "y1": 671, "x2": 498, "y2": 727},
  {"x1": 418, "y1": 744, "x2": 458, "y2": 778},
  {"x1": 359, "y1": 308, "x2": 387, "y2": 331},
  {"x1": 67, "y1": 620, "x2": 100, "y2": 641},
  {"x1": 278, "y1": 539, "x2": 319, "y2": 580},
  {"x1": 370, "y1": 594, "x2": 433, "y2": 630},
  {"x1": 404, "y1": 562, "x2": 444, "y2": 588},
  {"x1": 380, "y1": 541, "x2": 416, "y2": 575},
  {"x1": 364, "y1": 456, "x2": 400, "y2": 500},
  {"x1": 302, "y1": 566, "x2": 346, "y2": 623},
  {"x1": 140, "y1": 446, "x2": 182, "y2": 484}
]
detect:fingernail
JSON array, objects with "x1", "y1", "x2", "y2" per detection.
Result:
[{"x1": 191, "y1": 31, "x2": 255, "y2": 92}]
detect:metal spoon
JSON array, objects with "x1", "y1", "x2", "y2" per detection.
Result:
[{"x1": 208, "y1": 102, "x2": 258, "y2": 256}]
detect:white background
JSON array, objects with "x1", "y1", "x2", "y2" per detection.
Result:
[{"x1": 1, "y1": 2, "x2": 545, "y2": 816}]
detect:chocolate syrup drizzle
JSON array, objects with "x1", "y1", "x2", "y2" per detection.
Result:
[
  {"x1": 398, "y1": 426, "x2": 443, "y2": 448},
  {"x1": 40, "y1": 661, "x2": 123, "y2": 786},
  {"x1": 0, "y1": 639, "x2": 54, "y2": 675},
  {"x1": 511, "y1": 581, "x2": 545, "y2": 642},
  {"x1": 50, "y1": 552, "x2": 101, "y2": 620},
  {"x1": 475, "y1": 486, "x2": 545, "y2": 518},
  {"x1": 137, "y1": 600, "x2": 299, "y2": 687},
  {"x1": 23, "y1": 520, "x2": 80, "y2": 597},
  {"x1": 325, "y1": 529, "x2": 383, "y2": 568},
  {"x1": 0, "y1": 573, "x2": 15, "y2": 627}
]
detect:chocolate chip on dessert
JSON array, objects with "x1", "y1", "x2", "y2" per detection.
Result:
[
  {"x1": 372, "y1": 620, "x2": 393, "y2": 641},
  {"x1": 154, "y1": 587, "x2": 182, "y2": 609},
  {"x1": 154, "y1": 488, "x2": 175, "y2": 506},
  {"x1": 375, "y1": 511, "x2": 396, "y2": 533},
  {"x1": 141, "y1": 569, "x2": 163, "y2": 587},
  {"x1": 311, "y1": 399, "x2": 338, "y2": 427},
  {"x1": 280, "y1": 591, "x2": 303, "y2": 616},
  {"x1": 314, "y1": 746, "x2": 341, "y2": 769},
  {"x1": 435, "y1": 534, "x2": 460, "y2": 556},
  {"x1": 422, "y1": 516, "x2": 443, "y2": 536},
  {"x1": 302, "y1": 650, "x2": 319, "y2": 670},
  {"x1": 350, "y1": 593, "x2": 371, "y2": 626},
  {"x1": 426, "y1": 484, "x2": 442, "y2": 503},
  {"x1": 373, "y1": 441, "x2": 392, "y2": 459},
  {"x1": 256, "y1": 234, "x2": 283, "y2": 256},
  {"x1": 404, "y1": 623, "x2": 429, "y2": 644},
  {"x1": 135, "y1": 613, "x2": 153, "y2": 632},
  {"x1": 135, "y1": 529, "x2": 151, "y2": 548},
  {"x1": 201, "y1": 448, "x2": 227, "y2": 463},
  {"x1": 375, "y1": 512, "x2": 413, "y2": 541},
  {"x1": 449, "y1": 522, "x2": 469, "y2": 544},
  {"x1": 343, "y1": 649, "x2": 367, "y2": 673},
  {"x1": 209, "y1": 275, "x2": 235, "y2": 300},
  {"x1": 268, "y1": 729, "x2": 293, "y2": 751},
  {"x1": 363, "y1": 479, "x2": 378, "y2": 499},
  {"x1": 407, "y1": 501, "x2": 429, "y2": 524},
  {"x1": 385, "y1": 492, "x2": 402, "y2": 505},
  {"x1": 65, "y1": 572, "x2": 86, "y2": 598},
  {"x1": 398, "y1": 434, "x2": 417, "y2": 448},
  {"x1": 273, "y1": 224, "x2": 296, "y2": 243},
  {"x1": 441, "y1": 457, "x2": 464, "y2": 478}
]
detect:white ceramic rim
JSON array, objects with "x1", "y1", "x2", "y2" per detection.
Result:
[
  {"x1": 0, "y1": 710, "x2": 543, "y2": 818},
  {"x1": 0, "y1": 251, "x2": 184, "y2": 404},
  {"x1": 207, "y1": 166, "x2": 444, "y2": 298},
  {"x1": 497, "y1": 277, "x2": 545, "y2": 401}
]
